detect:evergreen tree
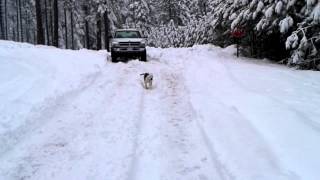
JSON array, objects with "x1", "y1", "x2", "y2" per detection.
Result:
[{"x1": 128, "y1": 0, "x2": 151, "y2": 31}]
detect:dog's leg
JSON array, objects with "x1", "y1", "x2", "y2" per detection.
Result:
[
  {"x1": 144, "y1": 81, "x2": 148, "y2": 89},
  {"x1": 147, "y1": 82, "x2": 150, "y2": 89},
  {"x1": 146, "y1": 81, "x2": 149, "y2": 89}
]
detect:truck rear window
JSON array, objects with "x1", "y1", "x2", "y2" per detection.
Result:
[{"x1": 115, "y1": 31, "x2": 141, "y2": 38}]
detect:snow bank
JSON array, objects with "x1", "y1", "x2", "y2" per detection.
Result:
[{"x1": 0, "y1": 40, "x2": 106, "y2": 154}]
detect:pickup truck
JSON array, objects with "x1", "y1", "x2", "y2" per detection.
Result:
[{"x1": 110, "y1": 29, "x2": 147, "y2": 62}]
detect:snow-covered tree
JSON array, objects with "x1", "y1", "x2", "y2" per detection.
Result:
[{"x1": 205, "y1": 0, "x2": 320, "y2": 69}]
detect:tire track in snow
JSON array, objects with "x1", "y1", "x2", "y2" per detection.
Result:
[
  {"x1": 83, "y1": 63, "x2": 143, "y2": 179},
  {"x1": 0, "y1": 70, "x2": 108, "y2": 179},
  {"x1": 217, "y1": 58, "x2": 320, "y2": 133},
  {"x1": 130, "y1": 56, "x2": 235, "y2": 180},
  {"x1": 157, "y1": 66, "x2": 234, "y2": 180},
  {"x1": 82, "y1": 61, "x2": 147, "y2": 180},
  {"x1": 183, "y1": 55, "x2": 300, "y2": 180},
  {"x1": 124, "y1": 59, "x2": 167, "y2": 180},
  {"x1": 126, "y1": 88, "x2": 145, "y2": 180},
  {"x1": 0, "y1": 62, "x2": 137, "y2": 180},
  {"x1": 0, "y1": 69, "x2": 103, "y2": 157},
  {"x1": 122, "y1": 59, "x2": 169, "y2": 180},
  {"x1": 193, "y1": 113, "x2": 234, "y2": 180}
]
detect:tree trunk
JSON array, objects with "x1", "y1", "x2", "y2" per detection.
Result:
[
  {"x1": 44, "y1": 0, "x2": 50, "y2": 45},
  {"x1": 25, "y1": 13, "x2": 30, "y2": 42},
  {"x1": 35, "y1": 0, "x2": 45, "y2": 44},
  {"x1": 13, "y1": 28, "x2": 16, "y2": 41},
  {"x1": 24, "y1": 0, "x2": 29, "y2": 42},
  {"x1": 85, "y1": 20, "x2": 89, "y2": 49},
  {"x1": 96, "y1": 15, "x2": 102, "y2": 50},
  {"x1": 4, "y1": 0, "x2": 8, "y2": 39},
  {"x1": 19, "y1": 0, "x2": 23, "y2": 42},
  {"x1": 70, "y1": 10, "x2": 74, "y2": 49},
  {"x1": 53, "y1": 0, "x2": 59, "y2": 47},
  {"x1": 64, "y1": 7, "x2": 68, "y2": 49},
  {"x1": 23, "y1": 0, "x2": 28, "y2": 42},
  {"x1": 16, "y1": 0, "x2": 20, "y2": 41},
  {"x1": 34, "y1": 31, "x2": 36, "y2": 44},
  {"x1": 49, "y1": 0, "x2": 53, "y2": 45},
  {"x1": 104, "y1": 11, "x2": 110, "y2": 51},
  {"x1": 84, "y1": 5, "x2": 90, "y2": 49},
  {"x1": 0, "y1": 0, "x2": 4, "y2": 39}
]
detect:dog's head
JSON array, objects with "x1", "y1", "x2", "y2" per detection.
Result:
[{"x1": 140, "y1": 73, "x2": 153, "y2": 80}]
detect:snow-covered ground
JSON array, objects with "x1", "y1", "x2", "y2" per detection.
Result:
[{"x1": 1, "y1": 40, "x2": 320, "y2": 180}]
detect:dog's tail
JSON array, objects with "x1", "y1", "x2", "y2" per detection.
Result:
[{"x1": 140, "y1": 73, "x2": 147, "y2": 76}]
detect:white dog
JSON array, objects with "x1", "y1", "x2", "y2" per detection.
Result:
[{"x1": 140, "y1": 73, "x2": 153, "y2": 89}]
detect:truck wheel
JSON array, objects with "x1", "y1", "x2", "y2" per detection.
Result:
[
  {"x1": 140, "y1": 51, "x2": 147, "y2": 62},
  {"x1": 111, "y1": 53, "x2": 118, "y2": 63}
]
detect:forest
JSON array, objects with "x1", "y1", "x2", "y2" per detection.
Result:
[{"x1": 0, "y1": 0, "x2": 319, "y2": 70}]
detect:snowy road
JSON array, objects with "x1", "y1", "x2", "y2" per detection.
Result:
[{"x1": 1, "y1": 41, "x2": 320, "y2": 180}]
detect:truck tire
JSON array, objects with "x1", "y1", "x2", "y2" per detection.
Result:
[
  {"x1": 140, "y1": 51, "x2": 147, "y2": 62},
  {"x1": 111, "y1": 53, "x2": 118, "y2": 63}
]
